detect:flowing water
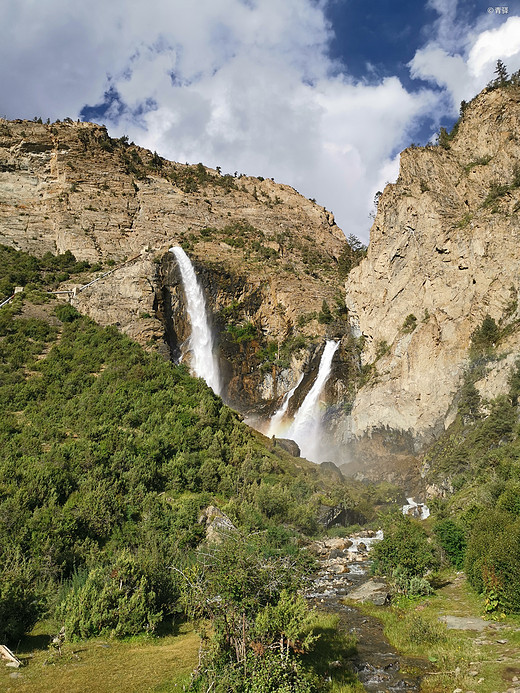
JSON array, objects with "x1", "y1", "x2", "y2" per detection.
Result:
[
  {"x1": 402, "y1": 497, "x2": 430, "y2": 520},
  {"x1": 169, "y1": 247, "x2": 221, "y2": 395},
  {"x1": 286, "y1": 340, "x2": 339, "y2": 461},
  {"x1": 267, "y1": 373, "x2": 304, "y2": 437},
  {"x1": 306, "y1": 531, "x2": 426, "y2": 691}
]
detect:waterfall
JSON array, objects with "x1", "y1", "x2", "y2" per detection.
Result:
[
  {"x1": 169, "y1": 246, "x2": 221, "y2": 395},
  {"x1": 267, "y1": 373, "x2": 304, "y2": 438},
  {"x1": 287, "y1": 340, "x2": 339, "y2": 462}
]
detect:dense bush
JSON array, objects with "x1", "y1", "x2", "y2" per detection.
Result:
[
  {"x1": 56, "y1": 552, "x2": 163, "y2": 639},
  {"x1": 0, "y1": 286, "x2": 355, "y2": 642},
  {"x1": 433, "y1": 518, "x2": 466, "y2": 570},
  {"x1": 0, "y1": 554, "x2": 42, "y2": 644},
  {"x1": 0, "y1": 245, "x2": 90, "y2": 300},
  {"x1": 180, "y1": 533, "x2": 326, "y2": 692},
  {"x1": 465, "y1": 509, "x2": 520, "y2": 612},
  {"x1": 372, "y1": 514, "x2": 438, "y2": 580}
]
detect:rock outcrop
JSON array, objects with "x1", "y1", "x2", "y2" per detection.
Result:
[
  {"x1": 0, "y1": 118, "x2": 350, "y2": 415},
  {"x1": 343, "y1": 85, "x2": 520, "y2": 474}
]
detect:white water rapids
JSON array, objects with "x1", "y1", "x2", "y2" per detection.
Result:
[
  {"x1": 285, "y1": 340, "x2": 340, "y2": 462},
  {"x1": 169, "y1": 247, "x2": 221, "y2": 395}
]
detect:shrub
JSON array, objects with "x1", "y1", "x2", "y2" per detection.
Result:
[
  {"x1": 402, "y1": 314, "x2": 417, "y2": 334},
  {"x1": 465, "y1": 509, "x2": 520, "y2": 612},
  {"x1": 372, "y1": 514, "x2": 438, "y2": 579},
  {"x1": 56, "y1": 551, "x2": 162, "y2": 639},
  {"x1": 318, "y1": 300, "x2": 332, "y2": 324},
  {"x1": 433, "y1": 518, "x2": 466, "y2": 569},
  {"x1": 470, "y1": 314, "x2": 499, "y2": 355},
  {"x1": 54, "y1": 303, "x2": 81, "y2": 322},
  {"x1": 0, "y1": 554, "x2": 42, "y2": 644},
  {"x1": 404, "y1": 613, "x2": 447, "y2": 645},
  {"x1": 390, "y1": 566, "x2": 433, "y2": 597}
]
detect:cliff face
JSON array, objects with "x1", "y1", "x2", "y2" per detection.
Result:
[
  {"x1": 5, "y1": 87, "x2": 519, "y2": 478},
  {"x1": 0, "y1": 118, "x2": 350, "y2": 415},
  {"x1": 344, "y1": 86, "x2": 520, "y2": 473}
]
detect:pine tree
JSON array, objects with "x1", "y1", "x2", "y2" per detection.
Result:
[{"x1": 493, "y1": 59, "x2": 509, "y2": 87}]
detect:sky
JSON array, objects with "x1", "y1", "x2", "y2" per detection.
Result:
[{"x1": 1, "y1": 0, "x2": 520, "y2": 242}]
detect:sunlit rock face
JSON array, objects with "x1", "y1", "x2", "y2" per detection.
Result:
[{"x1": 344, "y1": 86, "x2": 520, "y2": 473}]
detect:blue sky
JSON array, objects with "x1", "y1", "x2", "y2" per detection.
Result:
[{"x1": 1, "y1": 0, "x2": 520, "y2": 241}]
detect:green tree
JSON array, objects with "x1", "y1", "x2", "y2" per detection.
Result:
[{"x1": 178, "y1": 533, "x2": 321, "y2": 690}]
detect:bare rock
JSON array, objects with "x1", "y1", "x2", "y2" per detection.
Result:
[
  {"x1": 344, "y1": 87, "x2": 520, "y2": 475},
  {"x1": 198, "y1": 505, "x2": 236, "y2": 544},
  {"x1": 274, "y1": 438, "x2": 300, "y2": 457},
  {"x1": 347, "y1": 580, "x2": 389, "y2": 606}
]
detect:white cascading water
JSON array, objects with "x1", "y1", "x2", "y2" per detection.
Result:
[
  {"x1": 267, "y1": 374, "x2": 304, "y2": 438},
  {"x1": 286, "y1": 340, "x2": 339, "y2": 462},
  {"x1": 402, "y1": 497, "x2": 430, "y2": 520},
  {"x1": 169, "y1": 246, "x2": 221, "y2": 395}
]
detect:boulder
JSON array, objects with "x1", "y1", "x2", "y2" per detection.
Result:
[
  {"x1": 198, "y1": 505, "x2": 236, "y2": 544},
  {"x1": 347, "y1": 580, "x2": 389, "y2": 606},
  {"x1": 275, "y1": 438, "x2": 300, "y2": 457}
]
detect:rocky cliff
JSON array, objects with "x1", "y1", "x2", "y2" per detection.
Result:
[
  {"x1": 0, "y1": 118, "x2": 353, "y2": 415},
  {"x1": 4, "y1": 85, "x2": 519, "y2": 479},
  {"x1": 344, "y1": 85, "x2": 520, "y2": 476}
]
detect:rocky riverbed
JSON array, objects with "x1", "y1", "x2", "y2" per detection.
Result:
[{"x1": 305, "y1": 530, "x2": 427, "y2": 692}]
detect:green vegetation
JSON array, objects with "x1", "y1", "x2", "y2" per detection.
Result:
[
  {"x1": 0, "y1": 244, "x2": 90, "y2": 301},
  {"x1": 179, "y1": 532, "x2": 334, "y2": 691},
  {"x1": 0, "y1": 300, "x2": 337, "y2": 645},
  {"x1": 401, "y1": 313, "x2": 417, "y2": 334},
  {"x1": 463, "y1": 155, "x2": 492, "y2": 174},
  {"x1": 170, "y1": 161, "x2": 237, "y2": 193},
  {"x1": 318, "y1": 300, "x2": 333, "y2": 324},
  {"x1": 421, "y1": 316, "x2": 520, "y2": 614},
  {"x1": 469, "y1": 313, "x2": 499, "y2": 355},
  {"x1": 372, "y1": 514, "x2": 438, "y2": 596},
  {"x1": 0, "y1": 247, "x2": 367, "y2": 693},
  {"x1": 0, "y1": 624, "x2": 200, "y2": 692},
  {"x1": 337, "y1": 235, "x2": 367, "y2": 280}
]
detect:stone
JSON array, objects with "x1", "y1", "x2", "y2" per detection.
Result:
[
  {"x1": 347, "y1": 580, "x2": 389, "y2": 606},
  {"x1": 439, "y1": 615, "x2": 490, "y2": 631},
  {"x1": 198, "y1": 505, "x2": 236, "y2": 544},
  {"x1": 274, "y1": 438, "x2": 300, "y2": 457},
  {"x1": 328, "y1": 549, "x2": 344, "y2": 559}
]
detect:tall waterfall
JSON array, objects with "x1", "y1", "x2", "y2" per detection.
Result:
[
  {"x1": 169, "y1": 246, "x2": 221, "y2": 395},
  {"x1": 267, "y1": 374, "x2": 304, "y2": 438},
  {"x1": 287, "y1": 340, "x2": 339, "y2": 462}
]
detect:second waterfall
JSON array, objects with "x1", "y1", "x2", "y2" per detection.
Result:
[{"x1": 170, "y1": 246, "x2": 221, "y2": 395}]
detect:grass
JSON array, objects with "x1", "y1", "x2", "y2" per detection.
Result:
[
  {"x1": 0, "y1": 623, "x2": 200, "y2": 693},
  {"x1": 354, "y1": 572, "x2": 520, "y2": 693},
  {"x1": 302, "y1": 612, "x2": 363, "y2": 692}
]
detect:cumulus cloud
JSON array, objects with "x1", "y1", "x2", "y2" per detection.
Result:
[
  {"x1": 410, "y1": 15, "x2": 520, "y2": 113},
  {"x1": 0, "y1": 1, "x2": 519, "y2": 242}
]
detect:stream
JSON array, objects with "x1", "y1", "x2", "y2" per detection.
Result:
[{"x1": 305, "y1": 531, "x2": 427, "y2": 692}]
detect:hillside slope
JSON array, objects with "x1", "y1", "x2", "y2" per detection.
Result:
[{"x1": 0, "y1": 118, "x2": 356, "y2": 415}]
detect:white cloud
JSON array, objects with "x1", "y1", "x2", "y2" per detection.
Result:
[
  {"x1": 410, "y1": 16, "x2": 520, "y2": 113},
  {"x1": 0, "y1": 1, "x2": 519, "y2": 244},
  {"x1": 468, "y1": 17, "x2": 520, "y2": 78}
]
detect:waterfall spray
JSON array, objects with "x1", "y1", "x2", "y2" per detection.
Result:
[
  {"x1": 169, "y1": 246, "x2": 221, "y2": 395},
  {"x1": 287, "y1": 340, "x2": 339, "y2": 462}
]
